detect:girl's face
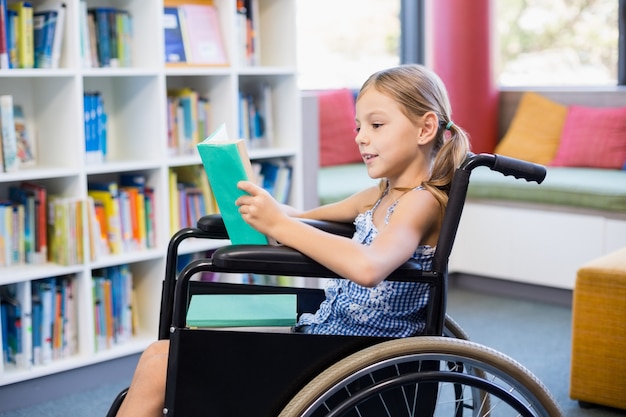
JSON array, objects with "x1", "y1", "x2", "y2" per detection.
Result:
[{"x1": 354, "y1": 88, "x2": 425, "y2": 184}]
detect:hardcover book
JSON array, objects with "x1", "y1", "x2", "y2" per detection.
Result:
[
  {"x1": 0, "y1": 95, "x2": 18, "y2": 172},
  {"x1": 177, "y1": 4, "x2": 227, "y2": 65},
  {"x1": 9, "y1": 1, "x2": 34, "y2": 69},
  {"x1": 186, "y1": 293, "x2": 297, "y2": 328},
  {"x1": 163, "y1": 7, "x2": 186, "y2": 63},
  {"x1": 196, "y1": 124, "x2": 269, "y2": 245},
  {"x1": 33, "y1": 9, "x2": 57, "y2": 68}
]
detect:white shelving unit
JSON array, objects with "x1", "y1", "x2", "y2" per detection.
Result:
[{"x1": 0, "y1": 0, "x2": 301, "y2": 386}]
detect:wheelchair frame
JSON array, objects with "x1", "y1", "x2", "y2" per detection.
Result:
[{"x1": 108, "y1": 153, "x2": 563, "y2": 417}]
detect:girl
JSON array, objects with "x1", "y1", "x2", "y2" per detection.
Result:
[{"x1": 115, "y1": 64, "x2": 471, "y2": 416}]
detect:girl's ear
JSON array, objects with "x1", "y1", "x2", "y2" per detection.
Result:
[{"x1": 418, "y1": 111, "x2": 439, "y2": 144}]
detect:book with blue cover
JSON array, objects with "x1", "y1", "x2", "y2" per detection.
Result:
[
  {"x1": 33, "y1": 9, "x2": 57, "y2": 68},
  {"x1": 163, "y1": 7, "x2": 186, "y2": 63}
]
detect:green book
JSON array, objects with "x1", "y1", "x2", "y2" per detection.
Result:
[
  {"x1": 186, "y1": 293, "x2": 297, "y2": 328},
  {"x1": 196, "y1": 124, "x2": 268, "y2": 245}
]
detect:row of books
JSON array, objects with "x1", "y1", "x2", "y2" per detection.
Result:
[
  {"x1": 0, "y1": 275, "x2": 77, "y2": 370},
  {"x1": 88, "y1": 174, "x2": 157, "y2": 260},
  {"x1": 2, "y1": 182, "x2": 86, "y2": 267},
  {"x1": 92, "y1": 264, "x2": 135, "y2": 352},
  {"x1": 236, "y1": 0, "x2": 260, "y2": 67},
  {"x1": 163, "y1": 4, "x2": 227, "y2": 66},
  {"x1": 3, "y1": 182, "x2": 47, "y2": 267},
  {"x1": 79, "y1": 2, "x2": 133, "y2": 68},
  {"x1": 84, "y1": 91, "x2": 108, "y2": 164},
  {"x1": 0, "y1": 94, "x2": 37, "y2": 173},
  {"x1": 252, "y1": 159, "x2": 293, "y2": 205},
  {"x1": 168, "y1": 157, "x2": 292, "y2": 236},
  {"x1": 0, "y1": 174, "x2": 157, "y2": 267},
  {"x1": 166, "y1": 88, "x2": 212, "y2": 156},
  {"x1": 0, "y1": 1, "x2": 66, "y2": 69},
  {"x1": 169, "y1": 165, "x2": 218, "y2": 233},
  {"x1": 48, "y1": 195, "x2": 86, "y2": 266},
  {"x1": 239, "y1": 84, "x2": 274, "y2": 149}
]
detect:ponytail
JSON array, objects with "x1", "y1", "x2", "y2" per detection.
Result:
[{"x1": 422, "y1": 122, "x2": 471, "y2": 210}]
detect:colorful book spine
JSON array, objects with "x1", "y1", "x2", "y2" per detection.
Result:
[
  {"x1": 0, "y1": 0, "x2": 9, "y2": 68},
  {"x1": 88, "y1": 182, "x2": 123, "y2": 254},
  {"x1": 9, "y1": 1, "x2": 34, "y2": 69},
  {"x1": 6, "y1": 9, "x2": 17, "y2": 68}
]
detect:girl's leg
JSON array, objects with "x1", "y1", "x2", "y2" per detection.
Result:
[{"x1": 116, "y1": 340, "x2": 170, "y2": 417}]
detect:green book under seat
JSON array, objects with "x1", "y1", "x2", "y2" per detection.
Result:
[{"x1": 186, "y1": 293, "x2": 297, "y2": 328}]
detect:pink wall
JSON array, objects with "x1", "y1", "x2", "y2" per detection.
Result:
[{"x1": 431, "y1": 0, "x2": 498, "y2": 153}]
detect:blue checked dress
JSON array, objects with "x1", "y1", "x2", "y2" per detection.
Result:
[{"x1": 296, "y1": 184, "x2": 435, "y2": 337}]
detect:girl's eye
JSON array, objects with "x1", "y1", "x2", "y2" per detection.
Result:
[
  {"x1": 354, "y1": 126, "x2": 360, "y2": 133},
  {"x1": 372, "y1": 123, "x2": 383, "y2": 129}
]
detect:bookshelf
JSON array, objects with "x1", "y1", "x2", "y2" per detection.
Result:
[{"x1": 0, "y1": 0, "x2": 302, "y2": 386}]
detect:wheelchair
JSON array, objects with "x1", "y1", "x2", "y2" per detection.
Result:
[{"x1": 107, "y1": 153, "x2": 564, "y2": 417}]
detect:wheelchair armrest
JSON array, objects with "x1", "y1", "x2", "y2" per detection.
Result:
[
  {"x1": 197, "y1": 214, "x2": 356, "y2": 239},
  {"x1": 212, "y1": 244, "x2": 434, "y2": 282}
]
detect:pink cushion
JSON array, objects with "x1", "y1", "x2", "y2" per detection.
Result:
[
  {"x1": 317, "y1": 89, "x2": 362, "y2": 167},
  {"x1": 551, "y1": 105, "x2": 626, "y2": 169}
]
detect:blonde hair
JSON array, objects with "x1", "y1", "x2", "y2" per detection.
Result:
[{"x1": 357, "y1": 64, "x2": 471, "y2": 209}]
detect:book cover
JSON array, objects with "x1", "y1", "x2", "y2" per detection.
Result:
[
  {"x1": 186, "y1": 293, "x2": 296, "y2": 328},
  {"x1": 14, "y1": 105, "x2": 36, "y2": 167},
  {"x1": 178, "y1": 4, "x2": 227, "y2": 65},
  {"x1": 9, "y1": 1, "x2": 34, "y2": 69},
  {"x1": 163, "y1": 7, "x2": 186, "y2": 63},
  {"x1": 0, "y1": 95, "x2": 18, "y2": 172},
  {"x1": 196, "y1": 124, "x2": 269, "y2": 245},
  {"x1": 33, "y1": 9, "x2": 57, "y2": 68}
]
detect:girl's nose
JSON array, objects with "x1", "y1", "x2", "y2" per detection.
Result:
[{"x1": 355, "y1": 129, "x2": 366, "y2": 145}]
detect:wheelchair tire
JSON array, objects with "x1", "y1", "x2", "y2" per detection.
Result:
[
  {"x1": 278, "y1": 337, "x2": 563, "y2": 417},
  {"x1": 443, "y1": 314, "x2": 470, "y2": 340}
]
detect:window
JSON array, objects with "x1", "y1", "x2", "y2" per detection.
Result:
[
  {"x1": 295, "y1": 0, "x2": 401, "y2": 90},
  {"x1": 495, "y1": 0, "x2": 619, "y2": 86}
]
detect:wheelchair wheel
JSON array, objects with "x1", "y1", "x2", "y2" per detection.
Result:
[
  {"x1": 279, "y1": 337, "x2": 562, "y2": 417},
  {"x1": 443, "y1": 314, "x2": 470, "y2": 340}
]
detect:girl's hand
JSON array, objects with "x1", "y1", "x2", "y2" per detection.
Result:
[{"x1": 235, "y1": 181, "x2": 288, "y2": 236}]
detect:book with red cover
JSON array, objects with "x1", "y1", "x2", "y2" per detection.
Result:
[{"x1": 178, "y1": 4, "x2": 227, "y2": 65}]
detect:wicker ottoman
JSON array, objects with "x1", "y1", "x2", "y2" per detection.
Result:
[{"x1": 570, "y1": 247, "x2": 626, "y2": 410}]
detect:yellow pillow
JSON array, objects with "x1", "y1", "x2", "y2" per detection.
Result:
[{"x1": 495, "y1": 92, "x2": 568, "y2": 165}]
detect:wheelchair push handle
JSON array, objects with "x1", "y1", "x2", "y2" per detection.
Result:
[{"x1": 461, "y1": 153, "x2": 546, "y2": 184}]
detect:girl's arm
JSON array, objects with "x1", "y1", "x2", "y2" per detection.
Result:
[
  {"x1": 279, "y1": 184, "x2": 382, "y2": 223},
  {"x1": 236, "y1": 181, "x2": 440, "y2": 287}
]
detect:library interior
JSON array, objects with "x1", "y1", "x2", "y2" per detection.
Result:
[{"x1": 0, "y1": 1, "x2": 625, "y2": 416}]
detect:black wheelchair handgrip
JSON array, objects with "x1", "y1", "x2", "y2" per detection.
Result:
[
  {"x1": 491, "y1": 154, "x2": 546, "y2": 184},
  {"x1": 461, "y1": 153, "x2": 546, "y2": 184},
  {"x1": 211, "y1": 244, "x2": 432, "y2": 282},
  {"x1": 197, "y1": 214, "x2": 356, "y2": 239}
]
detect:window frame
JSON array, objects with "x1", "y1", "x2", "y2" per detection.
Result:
[{"x1": 402, "y1": 0, "x2": 626, "y2": 86}]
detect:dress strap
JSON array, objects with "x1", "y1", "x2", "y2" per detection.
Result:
[
  {"x1": 385, "y1": 185, "x2": 425, "y2": 224},
  {"x1": 370, "y1": 180, "x2": 390, "y2": 213}
]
